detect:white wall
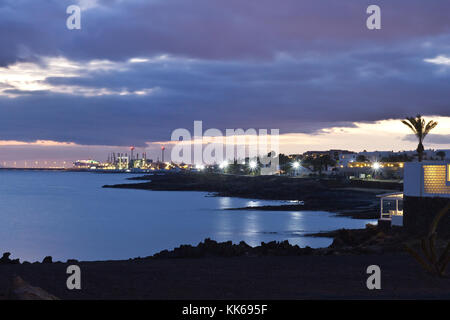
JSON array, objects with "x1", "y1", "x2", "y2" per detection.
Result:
[
  {"x1": 403, "y1": 162, "x2": 423, "y2": 197},
  {"x1": 404, "y1": 161, "x2": 450, "y2": 198}
]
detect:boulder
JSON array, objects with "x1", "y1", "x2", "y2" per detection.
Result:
[
  {"x1": 66, "y1": 259, "x2": 78, "y2": 264},
  {"x1": 42, "y1": 256, "x2": 53, "y2": 264},
  {"x1": 0, "y1": 252, "x2": 20, "y2": 265}
]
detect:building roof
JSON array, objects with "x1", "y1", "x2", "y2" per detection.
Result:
[{"x1": 376, "y1": 192, "x2": 403, "y2": 199}]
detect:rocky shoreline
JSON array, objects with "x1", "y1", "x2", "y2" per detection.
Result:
[
  {"x1": 148, "y1": 224, "x2": 422, "y2": 258},
  {"x1": 7, "y1": 173, "x2": 444, "y2": 299},
  {"x1": 2, "y1": 224, "x2": 449, "y2": 299},
  {"x1": 225, "y1": 204, "x2": 379, "y2": 219},
  {"x1": 103, "y1": 173, "x2": 401, "y2": 219},
  {"x1": 1, "y1": 224, "x2": 435, "y2": 265}
]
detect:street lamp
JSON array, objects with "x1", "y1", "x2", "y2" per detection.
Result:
[
  {"x1": 249, "y1": 161, "x2": 257, "y2": 170},
  {"x1": 219, "y1": 161, "x2": 228, "y2": 169},
  {"x1": 292, "y1": 161, "x2": 300, "y2": 169},
  {"x1": 372, "y1": 162, "x2": 381, "y2": 170}
]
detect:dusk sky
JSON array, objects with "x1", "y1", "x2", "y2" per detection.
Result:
[{"x1": 0, "y1": 0, "x2": 449, "y2": 165}]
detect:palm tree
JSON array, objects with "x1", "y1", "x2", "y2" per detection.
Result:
[{"x1": 401, "y1": 115, "x2": 438, "y2": 162}]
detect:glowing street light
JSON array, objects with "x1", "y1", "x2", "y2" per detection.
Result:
[
  {"x1": 372, "y1": 162, "x2": 381, "y2": 170},
  {"x1": 292, "y1": 161, "x2": 300, "y2": 169},
  {"x1": 219, "y1": 161, "x2": 228, "y2": 169},
  {"x1": 249, "y1": 161, "x2": 257, "y2": 170},
  {"x1": 196, "y1": 164, "x2": 205, "y2": 171}
]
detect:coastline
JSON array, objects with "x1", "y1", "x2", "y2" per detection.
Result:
[
  {"x1": 4, "y1": 171, "x2": 447, "y2": 300},
  {"x1": 3, "y1": 253, "x2": 449, "y2": 300},
  {"x1": 103, "y1": 172, "x2": 402, "y2": 219},
  {"x1": 3, "y1": 254, "x2": 450, "y2": 300},
  {"x1": 224, "y1": 204, "x2": 379, "y2": 219},
  {"x1": 2, "y1": 233, "x2": 449, "y2": 299}
]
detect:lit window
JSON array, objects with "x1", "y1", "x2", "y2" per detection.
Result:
[
  {"x1": 447, "y1": 164, "x2": 450, "y2": 186},
  {"x1": 424, "y1": 165, "x2": 450, "y2": 194}
]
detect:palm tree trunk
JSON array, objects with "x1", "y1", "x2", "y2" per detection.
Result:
[{"x1": 417, "y1": 142, "x2": 424, "y2": 162}]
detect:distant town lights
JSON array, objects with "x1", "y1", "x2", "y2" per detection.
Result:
[
  {"x1": 219, "y1": 161, "x2": 228, "y2": 169},
  {"x1": 196, "y1": 164, "x2": 205, "y2": 170}
]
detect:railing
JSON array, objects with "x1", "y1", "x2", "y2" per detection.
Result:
[
  {"x1": 380, "y1": 213, "x2": 391, "y2": 219},
  {"x1": 380, "y1": 210, "x2": 403, "y2": 220}
]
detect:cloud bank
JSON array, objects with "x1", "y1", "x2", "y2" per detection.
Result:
[{"x1": 0, "y1": 0, "x2": 449, "y2": 152}]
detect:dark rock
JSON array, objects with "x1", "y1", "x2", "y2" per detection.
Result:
[
  {"x1": 330, "y1": 237, "x2": 345, "y2": 248},
  {"x1": 42, "y1": 256, "x2": 53, "y2": 264},
  {"x1": 377, "y1": 219, "x2": 391, "y2": 233},
  {"x1": 1, "y1": 252, "x2": 11, "y2": 261},
  {"x1": 302, "y1": 246, "x2": 314, "y2": 255},
  {"x1": 66, "y1": 259, "x2": 78, "y2": 264},
  {"x1": 152, "y1": 238, "x2": 319, "y2": 259},
  {"x1": 404, "y1": 196, "x2": 450, "y2": 237},
  {"x1": 0, "y1": 252, "x2": 20, "y2": 265}
]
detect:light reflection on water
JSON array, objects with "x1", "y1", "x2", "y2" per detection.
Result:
[{"x1": 0, "y1": 171, "x2": 376, "y2": 261}]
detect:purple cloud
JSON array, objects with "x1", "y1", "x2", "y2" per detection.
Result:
[{"x1": 0, "y1": 0, "x2": 449, "y2": 148}]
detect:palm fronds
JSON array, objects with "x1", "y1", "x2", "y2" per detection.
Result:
[
  {"x1": 405, "y1": 203, "x2": 450, "y2": 277},
  {"x1": 401, "y1": 114, "x2": 438, "y2": 161}
]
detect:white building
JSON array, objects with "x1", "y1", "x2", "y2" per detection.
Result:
[
  {"x1": 357, "y1": 149, "x2": 443, "y2": 162},
  {"x1": 338, "y1": 153, "x2": 357, "y2": 166},
  {"x1": 357, "y1": 151, "x2": 395, "y2": 162},
  {"x1": 378, "y1": 161, "x2": 450, "y2": 229},
  {"x1": 404, "y1": 161, "x2": 450, "y2": 198}
]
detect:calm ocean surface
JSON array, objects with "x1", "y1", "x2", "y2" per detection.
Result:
[{"x1": 0, "y1": 170, "x2": 376, "y2": 261}]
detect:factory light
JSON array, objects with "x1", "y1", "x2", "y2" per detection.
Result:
[{"x1": 219, "y1": 161, "x2": 228, "y2": 169}]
